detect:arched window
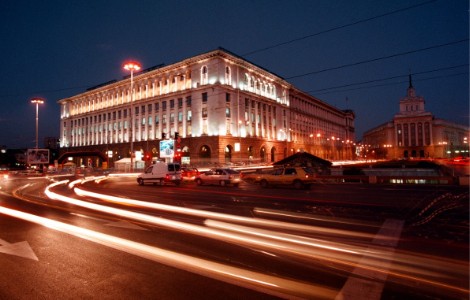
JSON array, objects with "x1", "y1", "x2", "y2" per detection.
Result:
[
  {"x1": 260, "y1": 146, "x2": 266, "y2": 162},
  {"x1": 201, "y1": 66, "x2": 208, "y2": 85},
  {"x1": 225, "y1": 145, "x2": 232, "y2": 162},
  {"x1": 199, "y1": 145, "x2": 211, "y2": 158}
]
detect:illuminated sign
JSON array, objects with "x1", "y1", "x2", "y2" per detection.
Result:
[
  {"x1": 27, "y1": 149, "x2": 50, "y2": 164},
  {"x1": 159, "y1": 140, "x2": 174, "y2": 158}
]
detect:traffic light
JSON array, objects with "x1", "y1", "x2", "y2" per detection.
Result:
[
  {"x1": 174, "y1": 150, "x2": 181, "y2": 162},
  {"x1": 174, "y1": 132, "x2": 179, "y2": 139},
  {"x1": 162, "y1": 132, "x2": 166, "y2": 139}
]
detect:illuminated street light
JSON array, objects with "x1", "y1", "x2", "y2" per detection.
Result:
[
  {"x1": 31, "y1": 97, "x2": 44, "y2": 149},
  {"x1": 123, "y1": 61, "x2": 141, "y2": 172}
]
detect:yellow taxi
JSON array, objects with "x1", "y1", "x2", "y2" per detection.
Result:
[{"x1": 242, "y1": 166, "x2": 316, "y2": 189}]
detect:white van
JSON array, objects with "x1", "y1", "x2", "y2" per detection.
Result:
[{"x1": 137, "y1": 162, "x2": 182, "y2": 186}]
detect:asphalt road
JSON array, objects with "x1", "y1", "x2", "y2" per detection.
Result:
[{"x1": 0, "y1": 175, "x2": 468, "y2": 299}]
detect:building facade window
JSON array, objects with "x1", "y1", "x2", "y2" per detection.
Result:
[
  {"x1": 201, "y1": 66, "x2": 208, "y2": 85},
  {"x1": 424, "y1": 122, "x2": 431, "y2": 145},
  {"x1": 225, "y1": 66, "x2": 231, "y2": 85}
]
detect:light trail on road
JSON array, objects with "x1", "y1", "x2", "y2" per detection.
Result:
[
  {"x1": 47, "y1": 181, "x2": 378, "y2": 264},
  {"x1": 0, "y1": 205, "x2": 336, "y2": 299},
  {"x1": 73, "y1": 181, "x2": 376, "y2": 239},
  {"x1": 253, "y1": 207, "x2": 381, "y2": 228},
  {"x1": 49, "y1": 178, "x2": 470, "y2": 297}
]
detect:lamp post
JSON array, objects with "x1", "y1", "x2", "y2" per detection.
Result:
[
  {"x1": 31, "y1": 98, "x2": 44, "y2": 149},
  {"x1": 123, "y1": 61, "x2": 141, "y2": 172}
]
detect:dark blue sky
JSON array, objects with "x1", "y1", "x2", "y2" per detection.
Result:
[{"x1": 0, "y1": 0, "x2": 468, "y2": 148}]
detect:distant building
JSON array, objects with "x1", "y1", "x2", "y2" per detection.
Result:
[
  {"x1": 44, "y1": 137, "x2": 60, "y2": 149},
  {"x1": 58, "y1": 48, "x2": 355, "y2": 168},
  {"x1": 361, "y1": 76, "x2": 469, "y2": 160}
]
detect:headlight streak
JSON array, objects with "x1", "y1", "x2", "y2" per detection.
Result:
[
  {"x1": 68, "y1": 178, "x2": 85, "y2": 189},
  {"x1": 206, "y1": 219, "x2": 359, "y2": 255},
  {"x1": 251, "y1": 209, "x2": 468, "y2": 281},
  {"x1": 253, "y1": 207, "x2": 380, "y2": 229},
  {"x1": 50, "y1": 185, "x2": 356, "y2": 261},
  {"x1": 204, "y1": 220, "x2": 468, "y2": 281},
  {"x1": 48, "y1": 180, "x2": 469, "y2": 296},
  {"x1": 73, "y1": 186, "x2": 375, "y2": 240},
  {"x1": 0, "y1": 205, "x2": 337, "y2": 300},
  {"x1": 108, "y1": 173, "x2": 139, "y2": 178}
]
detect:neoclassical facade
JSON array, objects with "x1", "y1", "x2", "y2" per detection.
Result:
[
  {"x1": 58, "y1": 48, "x2": 355, "y2": 168},
  {"x1": 361, "y1": 76, "x2": 469, "y2": 160}
]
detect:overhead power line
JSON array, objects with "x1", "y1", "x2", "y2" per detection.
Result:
[
  {"x1": 286, "y1": 39, "x2": 469, "y2": 80},
  {"x1": 242, "y1": 0, "x2": 437, "y2": 57},
  {"x1": 312, "y1": 71, "x2": 468, "y2": 96},
  {"x1": 309, "y1": 64, "x2": 469, "y2": 93}
]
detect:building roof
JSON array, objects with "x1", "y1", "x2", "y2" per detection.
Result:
[{"x1": 273, "y1": 152, "x2": 332, "y2": 168}]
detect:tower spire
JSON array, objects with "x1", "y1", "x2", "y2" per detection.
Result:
[{"x1": 406, "y1": 71, "x2": 416, "y2": 98}]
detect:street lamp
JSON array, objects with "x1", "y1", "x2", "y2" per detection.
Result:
[
  {"x1": 31, "y1": 97, "x2": 44, "y2": 149},
  {"x1": 123, "y1": 61, "x2": 141, "y2": 172}
]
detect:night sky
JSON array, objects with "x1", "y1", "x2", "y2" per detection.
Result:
[{"x1": 0, "y1": 0, "x2": 468, "y2": 149}]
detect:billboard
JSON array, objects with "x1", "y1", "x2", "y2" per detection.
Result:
[
  {"x1": 27, "y1": 149, "x2": 50, "y2": 164},
  {"x1": 159, "y1": 140, "x2": 174, "y2": 158}
]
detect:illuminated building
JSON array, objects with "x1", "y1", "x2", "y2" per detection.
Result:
[
  {"x1": 361, "y1": 75, "x2": 469, "y2": 160},
  {"x1": 58, "y1": 48, "x2": 355, "y2": 167}
]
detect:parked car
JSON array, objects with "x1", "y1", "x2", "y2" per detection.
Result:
[
  {"x1": 195, "y1": 168, "x2": 241, "y2": 187},
  {"x1": 242, "y1": 166, "x2": 316, "y2": 189},
  {"x1": 137, "y1": 162, "x2": 182, "y2": 186},
  {"x1": 181, "y1": 167, "x2": 200, "y2": 180}
]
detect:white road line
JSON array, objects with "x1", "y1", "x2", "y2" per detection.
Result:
[
  {"x1": 336, "y1": 219, "x2": 404, "y2": 300},
  {"x1": 105, "y1": 220, "x2": 149, "y2": 230},
  {"x1": 0, "y1": 238, "x2": 39, "y2": 261}
]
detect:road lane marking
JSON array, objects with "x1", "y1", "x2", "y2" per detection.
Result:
[
  {"x1": 70, "y1": 213, "x2": 148, "y2": 230},
  {"x1": 0, "y1": 238, "x2": 38, "y2": 261},
  {"x1": 105, "y1": 220, "x2": 149, "y2": 230},
  {"x1": 335, "y1": 219, "x2": 404, "y2": 300}
]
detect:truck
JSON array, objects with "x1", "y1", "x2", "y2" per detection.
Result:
[{"x1": 137, "y1": 161, "x2": 182, "y2": 186}]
